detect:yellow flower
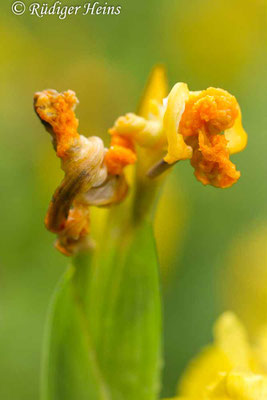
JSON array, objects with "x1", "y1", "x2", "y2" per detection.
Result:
[{"x1": 174, "y1": 312, "x2": 267, "y2": 400}]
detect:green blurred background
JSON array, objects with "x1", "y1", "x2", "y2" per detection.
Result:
[{"x1": 0, "y1": 0, "x2": 266, "y2": 398}]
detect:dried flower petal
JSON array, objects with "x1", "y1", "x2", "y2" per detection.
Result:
[
  {"x1": 177, "y1": 87, "x2": 245, "y2": 188},
  {"x1": 35, "y1": 89, "x2": 130, "y2": 256},
  {"x1": 189, "y1": 132, "x2": 241, "y2": 188},
  {"x1": 44, "y1": 135, "x2": 108, "y2": 234},
  {"x1": 82, "y1": 175, "x2": 128, "y2": 206},
  {"x1": 54, "y1": 203, "x2": 92, "y2": 256},
  {"x1": 179, "y1": 87, "x2": 239, "y2": 137},
  {"x1": 34, "y1": 89, "x2": 80, "y2": 158}
]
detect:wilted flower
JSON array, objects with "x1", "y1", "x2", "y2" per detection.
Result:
[
  {"x1": 34, "y1": 67, "x2": 247, "y2": 255},
  {"x1": 111, "y1": 80, "x2": 247, "y2": 188},
  {"x1": 34, "y1": 89, "x2": 130, "y2": 255}
]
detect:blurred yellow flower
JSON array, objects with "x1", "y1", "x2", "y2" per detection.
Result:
[{"x1": 174, "y1": 312, "x2": 267, "y2": 400}]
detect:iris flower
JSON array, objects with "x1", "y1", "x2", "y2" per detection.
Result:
[{"x1": 34, "y1": 67, "x2": 247, "y2": 255}]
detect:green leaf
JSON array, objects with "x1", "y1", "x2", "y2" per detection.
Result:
[
  {"x1": 41, "y1": 265, "x2": 110, "y2": 400},
  {"x1": 42, "y1": 220, "x2": 162, "y2": 400}
]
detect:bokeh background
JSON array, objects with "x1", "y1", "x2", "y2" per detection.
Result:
[{"x1": 0, "y1": 0, "x2": 266, "y2": 398}]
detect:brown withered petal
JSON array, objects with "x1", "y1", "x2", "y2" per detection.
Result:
[
  {"x1": 54, "y1": 203, "x2": 93, "y2": 257},
  {"x1": 35, "y1": 89, "x2": 132, "y2": 256},
  {"x1": 45, "y1": 169, "x2": 92, "y2": 233},
  {"x1": 81, "y1": 175, "x2": 128, "y2": 207}
]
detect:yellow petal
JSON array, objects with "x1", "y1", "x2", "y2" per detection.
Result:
[
  {"x1": 225, "y1": 105, "x2": 248, "y2": 155},
  {"x1": 178, "y1": 346, "x2": 232, "y2": 397},
  {"x1": 178, "y1": 313, "x2": 254, "y2": 398},
  {"x1": 163, "y1": 83, "x2": 192, "y2": 164},
  {"x1": 137, "y1": 65, "x2": 168, "y2": 119},
  {"x1": 209, "y1": 372, "x2": 267, "y2": 400},
  {"x1": 214, "y1": 312, "x2": 251, "y2": 371}
]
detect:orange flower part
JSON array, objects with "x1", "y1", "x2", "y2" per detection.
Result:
[
  {"x1": 178, "y1": 88, "x2": 242, "y2": 188},
  {"x1": 189, "y1": 132, "x2": 240, "y2": 188},
  {"x1": 179, "y1": 87, "x2": 239, "y2": 137},
  {"x1": 34, "y1": 89, "x2": 80, "y2": 158},
  {"x1": 105, "y1": 135, "x2": 137, "y2": 175}
]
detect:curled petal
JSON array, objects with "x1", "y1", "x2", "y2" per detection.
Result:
[
  {"x1": 53, "y1": 173, "x2": 129, "y2": 256},
  {"x1": 63, "y1": 135, "x2": 108, "y2": 187},
  {"x1": 35, "y1": 88, "x2": 133, "y2": 256},
  {"x1": 81, "y1": 175, "x2": 129, "y2": 206},
  {"x1": 45, "y1": 135, "x2": 108, "y2": 233},
  {"x1": 163, "y1": 83, "x2": 192, "y2": 164},
  {"x1": 225, "y1": 105, "x2": 248, "y2": 155},
  {"x1": 45, "y1": 170, "x2": 91, "y2": 234}
]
